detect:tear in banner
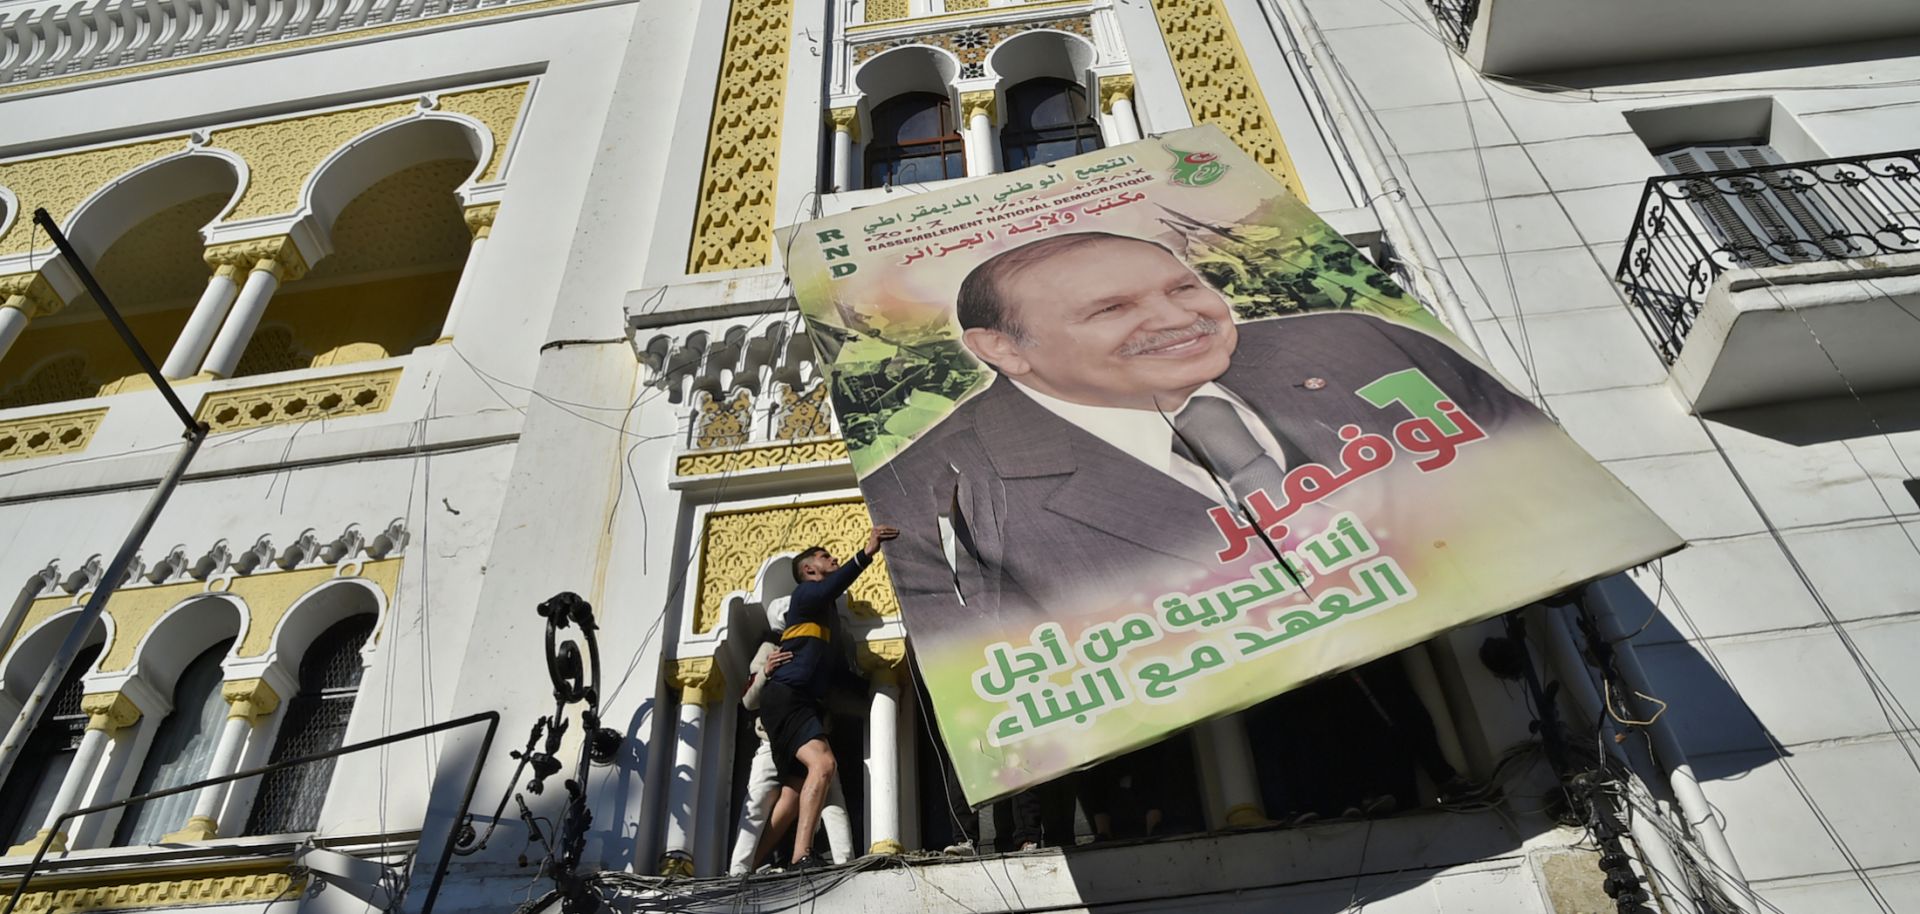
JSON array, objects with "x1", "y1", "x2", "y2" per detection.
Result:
[{"x1": 780, "y1": 125, "x2": 1682, "y2": 806}]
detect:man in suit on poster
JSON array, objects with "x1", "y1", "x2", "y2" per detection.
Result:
[{"x1": 867, "y1": 231, "x2": 1543, "y2": 641}]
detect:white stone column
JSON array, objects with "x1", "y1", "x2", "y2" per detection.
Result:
[
  {"x1": 828, "y1": 107, "x2": 861, "y2": 193},
  {"x1": 659, "y1": 659, "x2": 721, "y2": 876},
  {"x1": 860, "y1": 639, "x2": 907, "y2": 856},
  {"x1": 161, "y1": 264, "x2": 243, "y2": 378},
  {"x1": 1100, "y1": 75, "x2": 1142, "y2": 144},
  {"x1": 961, "y1": 91, "x2": 1000, "y2": 177},
  {"x1": 1201, "y1": 714, "x2": 1267, "y2": 827},
  {"x1": 435, "y1": 204, "x2": 498, "y2": 345},
  {"x1": 1401, "y1": 644, "x2": 1469, "y2": 777},
  {"x1": 6, "y1": 691, "x2": 141, "y2": 856},
  {"x1": 199, "y1": 236, "x2": 311, "y2": 379},
  {"x1": 0, "y1": 271, "x2": 67, "y2": 365},
  {"x1": 163, "y1": 678, "x2": 278, "y2": 842},
  {"x1": 0, "y1": 305, "x2": 28, "y2": 363}
]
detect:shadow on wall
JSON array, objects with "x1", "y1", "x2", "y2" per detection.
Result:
[
  {"x1": 1609, "y1": 573, "x2": 1794, "y2": 783},
  {"x1": 1709, "y1": 389, "x2": 1920, "y2": 448}
]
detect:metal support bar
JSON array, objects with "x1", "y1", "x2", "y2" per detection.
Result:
[
  {"x1": 0, "y1": 212, "x2": 209, "y2": 804},
  {"x1": 31, "y1": 208, "x2": 200, "y2": 433},
  {"x1": 2, "y1": 711, "x2": 500, "y2": 914}
]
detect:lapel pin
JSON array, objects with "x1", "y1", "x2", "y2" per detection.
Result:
[{"x1": 1303, "y1": 377, "x2": 1327, "y2": 390}]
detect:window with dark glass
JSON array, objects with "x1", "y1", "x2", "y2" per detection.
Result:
[
  {"x1": 1000, "y1": 78, "x2": 1104, "y2": 172},
  {"x1": 116, "y1": 638, "x2": 235, "y2": 846},
  {"x1": 245, "y1": 614, "x2": 374, "y2": 836},
  {"x1": 0, "y1": 643, "x2": 102, "y2": 847},
  {"x1": 865, "y1": 93, "x2": 967, "y2": 188}
]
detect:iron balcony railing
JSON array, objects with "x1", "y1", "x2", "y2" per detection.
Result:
[
  {"x1": 1615, "y1": 149, "x2": 1920, "y2": 364},
  {"x1": 1426, "y1": 0, "x2": 1479, "y2": 51}
]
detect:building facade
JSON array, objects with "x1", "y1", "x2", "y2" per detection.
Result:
[{"x1": 0, "y1": 0, "x2": 1915, "y2": 912}]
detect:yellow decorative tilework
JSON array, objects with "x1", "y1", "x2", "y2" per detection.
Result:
[
  {"x1": 693, "y1": 497, "x2": 897, "y2": 633},
  {"x1": 0, "y1": 83, "x2": 525, "y2": 258},
  {"x1": 866, "y1": 0, "x2": 909, "y2": 22},
  {"x1": 0, "y1": 136, "x2": 185, "y2": 256},
  {"x1": 195, "y1": 368, "x2": 403, "y2": 433},
  {"x1": 673, "y1": 439, "x2": 849, "y2": 477},
  {"x1": 1148, "y1": 0, "x2": 1304, "y2": 199},
  {"x1": 7, "y1": 868, "x2": 302, "y2": 912},
  {"x1": 686, "y1": 0, "x2": 794, "y2": 274},
  {"x1": 694, "y1": 389, "x2": 753, "y2": 449},
  {"x1": 775, "y1": 382, "x2": 832, "y2": 440},
  {"x1": 0, "y1": 408, "x2": 107, "y2": 462}
]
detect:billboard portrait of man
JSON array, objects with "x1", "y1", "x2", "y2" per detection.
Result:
[
  {"x1": 782, "y1": 127, "x2": 1679, "y2": 804},
  {"x1": 867, "y1": 231, "x2": 1545, "y2": 643}
]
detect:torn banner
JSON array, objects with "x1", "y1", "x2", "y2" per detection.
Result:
[{"x1": 780, "y1": 125, "x2": 1682, "y2": 806}]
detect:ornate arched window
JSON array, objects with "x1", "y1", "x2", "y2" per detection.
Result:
[
  {"x1": 115, "y1": 638, "x2": 235, "y2": 846},
  {"x1": 0, "y1": 643, "x2": 103, "y2": 846},
  {"x1": 245, "y1": 614, "x2": 374, "y2": 835},
  {"x1": 865, "y1": 93, "x2": 967, "y2": 188},
  {"x1": 999, "y1": 78, "x2": 1104, "y2": 171}
]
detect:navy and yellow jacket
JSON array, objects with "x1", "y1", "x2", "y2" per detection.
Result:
[{"x1": 767, "y1": 549, "x2": 873, "y2": 697}]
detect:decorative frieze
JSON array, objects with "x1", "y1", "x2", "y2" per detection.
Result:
[
  {"x1": 202, "y1": 235, "x2": 311, "y2": 283},
  {"x1": 693, "y1": 498, "x2": 899, "y2": 634},
  {"x1": 673, "y1": 440, "x2": 849, "y2": 478},
  {"x1": 7, "y1": 870, "x2": 302, "y2": 913},
  {"x1": 686, "y1": 0, "x2": 795, "y2": 274},
  {"x1": 194, "y1": 368, "x2": 402, "y2": 433},
  {"x1": 80, "y1": 691, "x2": 143, "y2": 733},
  {"x1": 0, "y1": 407, "x2": 106, "y2": 462}
]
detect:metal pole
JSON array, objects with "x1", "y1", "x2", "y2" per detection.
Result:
[
  {"x1": 0, "y1": 433, "x2": 200, "y2": 790},
  {"x1": 3, "y1": 711, "x2": 499, "y2": 914},
  {"x1": 31, "y1": 209, "x2": 199, "y2": 432},
  {"x1": 0, "y1": 211, "x2": 208, "y2": 793}
]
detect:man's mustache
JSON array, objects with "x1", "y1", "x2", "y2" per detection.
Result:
[{"x1": 1117, "y1": 318, "x2": 1222, "y2": 356}]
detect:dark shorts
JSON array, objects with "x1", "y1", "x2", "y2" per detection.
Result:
[{"x1": 759, "y1": 680, "x2": 826, "y2": 781}]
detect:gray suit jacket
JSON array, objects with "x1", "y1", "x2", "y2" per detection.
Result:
[{"x1": 865, "y1": 311, "x2": 1542, "y2": 641}]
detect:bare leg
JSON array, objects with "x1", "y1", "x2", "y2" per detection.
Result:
[
  {"x1": 755, "y1": 782, "x2": 801, "y2": 869},
  {"x1": 791, "y1": 739, "x2": 836, "y2": 861}
]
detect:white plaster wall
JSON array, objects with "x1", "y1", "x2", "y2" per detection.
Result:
[{"x1": 1292, "y1": 1, "x2": 1920, "y2": 910}]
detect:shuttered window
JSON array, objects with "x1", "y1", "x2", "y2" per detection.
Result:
[
  {"x1": 1658, "y1": 143, "x2": 1872, "y2": 264},
  {"x1": 244, "y1": 614, "x2": 374, "y2": 836}
]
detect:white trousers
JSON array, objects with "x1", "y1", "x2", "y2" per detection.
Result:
[{"x1": 728, "y1": 737, "x2": 853, "y2": 874}]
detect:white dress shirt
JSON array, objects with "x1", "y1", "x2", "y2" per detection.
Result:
[{"x1": 1008, "y1": 379, "x2": 1288, "y2": 499}]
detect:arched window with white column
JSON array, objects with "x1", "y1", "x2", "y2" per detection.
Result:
[
  {"x1": 243, "y1": 613, "x2": 375, "y2": 836},
  {"x1": 113, "y1": 638, "x2": 235, "y2": 847},
  {"x1": 0, "y1": 643, "x2": 103, "y2": 847}
]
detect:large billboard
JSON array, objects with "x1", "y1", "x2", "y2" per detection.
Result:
[{"x1": 780, "y1": 126, "x2": 1682, "y2": 806}]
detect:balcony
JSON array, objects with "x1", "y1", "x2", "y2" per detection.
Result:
[
  {"x1": 1616, "y1": 149, "x2": 1920, "y2": 412},
  {"x1": 1453, "y1": 0, "x2": 1920, "y2": 75},
  {"x1": 1424, "y1": 0, "x2": 1478, "y2": 52}
]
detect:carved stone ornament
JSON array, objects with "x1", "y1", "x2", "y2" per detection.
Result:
[
  {"x1": 222, "y1": 678, "x2": 281, "y2": 721},
  {"x1": 669, "y1": 656, "x2": 726, "y2": 706},
  {"x1": 81, "y1": 691, "x2": 143, "y2": 732},
  {"x1": 1098, "y1": 73, "x2": 1137, "y2": 112},
  {"x1": 202, "y1": 235, "x2": 310, "y2": 283},
  {"x1": 0, "y1": 271, "x2": 67, "y2": 319}
]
